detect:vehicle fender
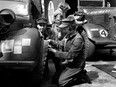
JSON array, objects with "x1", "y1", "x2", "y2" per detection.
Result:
[
  {"x1": 0, "y1": 28, "x2": 43, "y2": 61},
  {"x1": 82, "y1": 23, "x2": 107, "y2": 42}
]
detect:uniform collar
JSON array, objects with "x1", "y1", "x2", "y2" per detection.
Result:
[{"x1": 65, "y1": 31, "x2": 77, "y2": 40}]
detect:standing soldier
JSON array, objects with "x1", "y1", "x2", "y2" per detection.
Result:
[
  {"x1": 48, "y1": 17, "x2": 91, "y2": 87},
  {"x1": 51, "y1": 2, "x2": 70, "y2": 40}
]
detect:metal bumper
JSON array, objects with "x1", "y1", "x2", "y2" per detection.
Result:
[{"x1": 0, "y1": 61, "x2": 35, "y2": 70}]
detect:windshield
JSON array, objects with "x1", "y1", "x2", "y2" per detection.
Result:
[
  {"x1": 78, "y1": 0, "x2": 104, "y2": 7},
  {"x1": 80, "y1": 1, "x2": 103, "y2": 7},
  {"x1": 84, "y1": 8, "x2": 111, "y2": 28}
]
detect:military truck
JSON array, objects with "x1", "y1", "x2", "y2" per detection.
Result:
[
  {"x1": 0, "y1": 0, "x2": 45, "y2": 85},
  {"x1": 76, "y1": 0, "x2": 116, "y2": 59}
]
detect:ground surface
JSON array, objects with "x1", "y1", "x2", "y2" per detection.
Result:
[
  {"x1": 41, "y1": 60, "x2": 116, "y2": 87},
  {"x1": 0, "y1": 60, "x2": 116, "y2": 87}
]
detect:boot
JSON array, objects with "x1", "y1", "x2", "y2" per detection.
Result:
[{"x1": 80, "y1": 70, "x2": 92, "y2": 84}]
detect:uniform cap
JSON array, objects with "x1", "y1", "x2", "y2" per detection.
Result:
[
  {"x1": 59, "y1": 18, "x2": 71, "y2": 28},
  {"x1": 57, "y1": 2, "x2": 70, "y2": 12},
  {"x1": 36, "y1": 17, "x2": 47, "y2": 24}
]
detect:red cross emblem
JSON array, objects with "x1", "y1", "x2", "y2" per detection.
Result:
[{"x1": 48, "y1": 1, "x2": 54, "y2": 24}]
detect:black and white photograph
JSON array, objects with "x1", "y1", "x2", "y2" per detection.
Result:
[{"x1": 0, "y1": 0, "x2": 116, "y2": 87}]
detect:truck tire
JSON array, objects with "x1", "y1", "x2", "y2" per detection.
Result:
[
  {"x1": 30, "y1": 37, "x2": 45, "y2": 86},
  {"x1": 81, "y1": 30, "x2": 95, "y2": 60}
]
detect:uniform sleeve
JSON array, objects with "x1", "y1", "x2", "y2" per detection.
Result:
[
  {"x1": 49, "y1": 39, "x2": 65, "y2": 48},
  {"x1": 54, "y1": 38, "x2": 84, "y2": 59}
]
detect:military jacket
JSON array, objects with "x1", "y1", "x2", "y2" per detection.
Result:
[{"x1": 54, "y1": 31, "x2": 84, "y2": 68}]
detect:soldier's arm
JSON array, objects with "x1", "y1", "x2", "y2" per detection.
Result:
[
  {"x1": 54, "y1": 38, "x2": 84, "y2": 59},
  {"x1": 49, "y1": 38, "x2": 65, "y2": 47}
]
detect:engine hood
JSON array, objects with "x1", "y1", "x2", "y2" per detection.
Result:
[
  {"x1": 83, "y1": 23, "x2": 110, "y2": 41},
  {"x1": 83, "y1": 23, "x2": 105, "y2": 30}
]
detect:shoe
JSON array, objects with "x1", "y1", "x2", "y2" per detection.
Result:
[{"x1": 80, "y1": 70, "x2": 92, "y2": 84}]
